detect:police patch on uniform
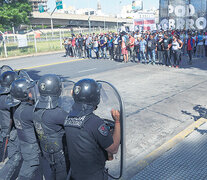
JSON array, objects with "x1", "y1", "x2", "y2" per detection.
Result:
[
  {"x1": 40, "y1": 83, "x2": 46, "y2": 91},
  {"x1": 98, "y1": 123, "x2": 109, "y2": 136},
  {"x1": 74, "y1": 86, "x2": 81, "y2": 95}
]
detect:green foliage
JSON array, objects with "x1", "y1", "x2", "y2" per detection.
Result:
[{"x1": 0, "y1": 0, "x2": 32, "y2": 31}]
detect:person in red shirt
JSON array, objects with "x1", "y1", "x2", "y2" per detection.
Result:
[
  {"x1": 71, "y1": 35, "x2": 76, "y2": 57},
  {"x1": 128, "y1": 34, "x2": 136, "y2": 62},
  {"x1": 187, "y1": 34, "x2": 195, "y2": 65}
]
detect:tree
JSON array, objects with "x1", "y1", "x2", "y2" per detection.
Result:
[{"x1": 0, "y1": 0, "x2": 32, "y2": 31}]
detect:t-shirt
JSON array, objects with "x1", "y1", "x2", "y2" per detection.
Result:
[
  {"x1": 197, "y1": 35, "x2": 204, "y2": 45},
  {"x1": 187, "y1": 38, "x2": 195, "y2": 51},
  {"x1": 147, "y1": 39, "x2": 156, "y2": 50},
  {"x1": 157, "y1": 40, "x2": 163, "y2": 51},
  {"x1": 72, "y1": 38, "x2": 76, "y2": 47},
  {"x1": 129, "y1": 37, "x2": 135, "y2": 48},
  {"x1": 163, "y1": 38, "x2": 171, "y2": 50},
  {"x1": 139, "y1": 40, "x2": 147, "y2": 51}
]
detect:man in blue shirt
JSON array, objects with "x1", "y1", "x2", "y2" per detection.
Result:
[{"x1": 139, "y1": 37, "x2": 147, "y2": 63}]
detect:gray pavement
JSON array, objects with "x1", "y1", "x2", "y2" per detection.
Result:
[
  {"x1": 0, "y1": 53, "x2": 207, "y2": 179},
  {"x1": 131, "y1": 122, "x2": 207, "y2": 180}
]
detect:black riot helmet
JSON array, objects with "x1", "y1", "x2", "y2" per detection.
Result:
[
  {"x1": 0, "y1": 71, "x2": 19, "y2": 95},
  {"x1": 6, "y1": 79, "x2": 35, "y2": 108},
  {"x1": 35, "y1": 74, "x2": 62, "y2": 109},
  {"x1": 72, "y1": 78, "x2": 101, "y2": 107},
  {"x1": 10, "y1": 79, "x2": 35, "y2": 101}
]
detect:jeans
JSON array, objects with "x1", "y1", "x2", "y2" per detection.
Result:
[
  {"x1": 187, "y1": 50, "x2": 193, "y2": 64},
  {"x1": 100, "y1": 47, "x2": 108, "y2": 59},
  {"x1": 172, "y1": 50, "x2": 180, "y2": 66},
  {"x1": 78, "y1": 46, "x2": 82, "y2": 58},
  {"x1": 196, "y1": 45, "x2": 205, "y2": 57},
  {"x1": 72, "y1": 46, "x2": 76, "y2": 57},
  {"x1": 114, "y1": 45, "x2": 121, "y2": 60},
  {"x1": 86, "y1": 48, "x2": 92, "y2": 58},
  {"x1": 93, "y1": 47, "x2": 99, "y2": 59},
  {"x1": 148, "y1": 49, "x2": 156, "y2": 64},
  {"x1": 157, "y1": 51, "x2": 164, "y2": 64},
  {"x1": 140, "y1": 51, "x2": 146, "y2": 62},
  {"x1": 163, "y1": 50, "x2": 171, "y2": 66},
  {"x1": 128, "y1": 46, "x2": 136, "y2": 61},
  {"x1": 108, "y1": 47, "x2": 114, "y2": 60}
]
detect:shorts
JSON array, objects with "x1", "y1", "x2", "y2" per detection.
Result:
[{"x1": 122, "y1": 48, "x2": 128, "y2": 55}]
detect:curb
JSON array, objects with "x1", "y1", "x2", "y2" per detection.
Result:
[
  {"x1": 129, "y1": 118, "x2": 207, "y2": 179},
  {"x1": 0, "y1": 50, "x2": 65, "y2": 61}
]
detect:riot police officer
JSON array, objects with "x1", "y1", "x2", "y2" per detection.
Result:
[
  {"x1": 64, "y1": 78, "x2": 121, "y2": 180},
  {"x1": 5, "y1": 77, "x2": 42, "y2": 180},
  {"x1": 33, "y1": 74, "x2": 68, "y2": 180},
  {"x1": 0, "y1": 71, "x2": 21, "y2": 180}
]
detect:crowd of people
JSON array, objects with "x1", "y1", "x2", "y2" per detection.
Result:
[{"x1": 63, "y1": 30, "x2": 207, "y2": 68}]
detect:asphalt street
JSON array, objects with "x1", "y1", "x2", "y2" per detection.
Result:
[{"x1": 0, "y1": 53, "x2": 207, "y2": 179}]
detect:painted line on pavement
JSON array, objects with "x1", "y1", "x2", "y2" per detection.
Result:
[
  {"x1": 129, "y1": 118, "x2": 207, "y2": 178},
  {"x1": 15, "y1": 58, "x2": 84, "y2": 71},
  {"x1": 78, "y1": 68, "x2": 97, "y2": 73}
]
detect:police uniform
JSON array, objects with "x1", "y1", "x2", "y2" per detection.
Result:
[
  {"x1": 64, "y1": 79, "x2": 114, "y2": 180},
  {"x1": 33, "y1": 74, "x2": 69, "y2": 180},
  {"x1": 0, "y1": 71, "x2": 22, "y2": 180},
  {"x1": 0, "y1": 95, "x2": 10, "y2": 161},
  {"x1": 13, "y1": 102, "x2": 42, "y2": 180},
  {"x1": 65, "y1": 103, "x2": 113, "y2": 180}
]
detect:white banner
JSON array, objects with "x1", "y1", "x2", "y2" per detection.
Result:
[{"x1": 17, "y1": 35, "x2": 28, "y2": 48}]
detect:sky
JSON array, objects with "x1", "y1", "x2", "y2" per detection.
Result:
[{"x1": 47, "y1": 0, "x2": 159, "y2": 14}]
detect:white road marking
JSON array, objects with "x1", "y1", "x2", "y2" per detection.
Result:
[{"x1": 78, "y1": 68, "x2": 97, "y2": 73}]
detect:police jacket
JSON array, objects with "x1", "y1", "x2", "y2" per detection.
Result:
[
  {"x1": 0, "y1": 95, "x2": 11, "y2": 141},
  {"x1": 13, "y1": 102, "x2": 40, "y2": 163},
  {"x1": 64, "y1": 103, "x2": 113, "y2": 180},
  {"x1": 33, "y1": 107, "x2": 66, "y2": 154}
]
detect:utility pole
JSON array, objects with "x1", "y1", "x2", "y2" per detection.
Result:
[
  {"x1": 0, "y1": 31, "x2": 8, "y2": 58},
  {"x1": 50, "y1": 6, "x2": 57, "y2": 37},
  {"x1": 88, "y1": 0, "x2": 91, "y2": 33},
  {"x1": 50, "y1": 0, "x2": 63, "y2": 37}
]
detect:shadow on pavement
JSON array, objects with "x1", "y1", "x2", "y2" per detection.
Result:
[
  {"x1": 179, "y1": 56, "x2": 207, "y2": 71},
  {"x1": 26, "y1": 69, "x2": 71, "y2": 81},
  {"x1": 181, "y1": 105, "x2": 207, "y2": 121}
]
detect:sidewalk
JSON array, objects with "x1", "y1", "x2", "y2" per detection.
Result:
[{"x1": 131, "y1": 119, "x2": 207, "y2": 180}]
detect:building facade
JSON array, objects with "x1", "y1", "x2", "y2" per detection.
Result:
[
  {"x1": 29, "y1": 0, "x2": 48, "y2": 12},
  {"x1": 159, "y1": 0, "x2": 207, "y2": 30}
]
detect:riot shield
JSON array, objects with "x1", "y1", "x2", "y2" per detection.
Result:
[
  {"x1": 17, "y1": 70, "x2": 33, "y2": 82},
  {"x1": 59, "y1": 80, "x2": 75, "y2": 113},
  {"x1": 95, "y1": 80, "x2": 125, "y2": 180},
  {"x1": 0, "y1": 65, "x2": 13, "y2": 75}
]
